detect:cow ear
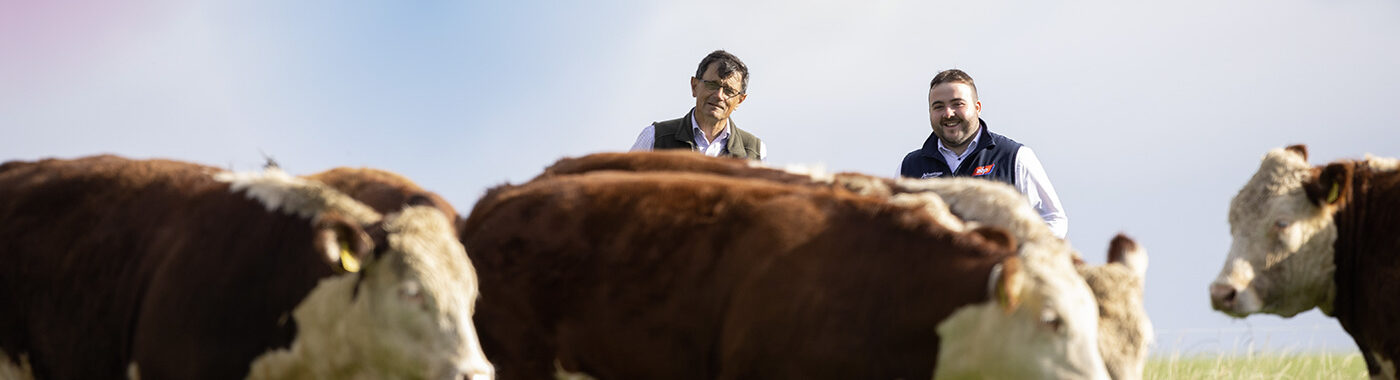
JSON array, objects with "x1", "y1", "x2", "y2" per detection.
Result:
[
  {"x1": 313, "y1": 212, "x2": 374, "y2": 274},
  {"x1": 994, "y1": 257, "x2": 1024, "y2": 314},
  {"x1": 406, "y1": 194, "x2": 436, "y2": 208},
  {"x1": 1107, "y1": 233, "x2": 1148, "y2": 279},
  {"x1": 1285, "y1": 144, "x2": 1308, "y2": 161},
  {"x1": 1303, "y1": 163, "x2": 1353, "y2": 208},
  {"x1": 971, "y1": 226, "x2": 1017, "y2": 253},
  {"x1": 406, "y1": 193, "x2": 460, "y2": 221}
]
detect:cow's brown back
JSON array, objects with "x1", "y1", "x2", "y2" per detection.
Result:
[{"x1": 463, "y1": 170, "x2": 1012, "y2": 379}]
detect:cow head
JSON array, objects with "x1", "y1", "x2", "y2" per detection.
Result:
[
  {"x1": 1210, "y1": 145, "x2": 1345, "y2": 318},
  {"x1": 1079, "y1": 234, "x2": 1153, "y2": 380},
  {"x1": 895, "y1": 176, "x2": 1143, "y2": 380},
  {"x1": 935, "y1": 253, "x2": 1110, "y2": 380},
  {"x1": 222, "y1": 168, "x2": 494, "y2": 380},
  {"x1": 338, "y1": 205, "x2": 494, "y2": 380}
]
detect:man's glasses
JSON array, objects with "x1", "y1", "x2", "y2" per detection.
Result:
[{"x1": 699, "y1": 79, "x2": 743, "y2": 97}]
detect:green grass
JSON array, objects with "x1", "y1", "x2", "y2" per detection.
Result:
[{"x1": 1146, "y1": 352, "x2": 1368, "y2": 379}]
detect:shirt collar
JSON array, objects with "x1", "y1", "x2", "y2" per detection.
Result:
[
  {"x1": 690, "y1": 115, "x2": 730, "y2": 142},
  {"x1": 936, "y1": 129, "x2": 982, "y2": 160}
]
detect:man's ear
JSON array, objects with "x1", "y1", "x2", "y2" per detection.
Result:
[
  {"x1": 690, "y1": 76, "x2": 700, "y2": 98},
  {"x1": 994, "y1": 257, "x2": 1024, "y2": 314},
  {"x1": 1303, "y1": 162, "x2": 1353, "y2": 208},
  {"x1": 313, "y1": 212, "x2": 374, "y2": 274}
]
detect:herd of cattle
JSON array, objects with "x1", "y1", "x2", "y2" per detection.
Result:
[{"x1": 0, "y1": 144, "x2": 1389, "y2": 379}]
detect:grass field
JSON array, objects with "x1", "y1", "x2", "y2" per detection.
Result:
[{"x1": 1146, "y1": 352, "x2": 1368, "y2": 379}]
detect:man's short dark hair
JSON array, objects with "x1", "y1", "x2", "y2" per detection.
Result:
[
  {"x1": 929, "y1": 69, "x2": 977, "y2": 101},
  {"x1": 696, "y1": 50, "x2": 749, "y2": 94}
]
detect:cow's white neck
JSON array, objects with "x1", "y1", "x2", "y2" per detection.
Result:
[
  {"x1": 1367, "y1": 155, "x2": 1400, "y2": 172},
  {"x1": 893, "y1": 177, "x2": 1077, "y2": 261},
  {"x1": 766, "y1": 161, "x2": 835, "y2": 184}
]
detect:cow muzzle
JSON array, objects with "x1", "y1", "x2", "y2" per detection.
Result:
[
  {"x1": 446, "y1": 368, "x2": 493, "y2": 380},
  {"x1": 1209, "y1": 281, "x2": 1261, "y2": 316}
]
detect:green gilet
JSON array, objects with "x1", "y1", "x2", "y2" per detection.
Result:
[{"x1": 652, "y1": 109, "x2": 762, "y2": 160}]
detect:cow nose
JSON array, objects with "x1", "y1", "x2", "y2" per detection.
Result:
[
  {"x1": 456, "y1": 366, "x2": 493, "y2": 380},
  {"x1": 1210, "y1": 283, "x2": 1237, "y2": 310}
]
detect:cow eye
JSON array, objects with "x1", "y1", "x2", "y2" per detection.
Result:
[
  {"x1": 1273, "y1": 221, "x2": 1289, "y2": 230},
  {"x1": 399, "y1": 281, "x2": 425, "y2": 305},
  {"x1": 1040, "y1": 309, "x2": 1064, "y2": 334}
]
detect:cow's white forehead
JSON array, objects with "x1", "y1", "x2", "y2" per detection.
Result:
[
  {"x1": 1248, "y1": 148, "x2": 1312, "y2": 194},
  {"x1": 1024, "y1": 250, "x2": 1095, "y2": 302},
  {"x1": 383, "y1": 205, "x2": 480, "y2": 311},
  {"x1": 214, "y1": 168, "x2": 380, "y2": 224},
  {"x1": 247, "y1": 206, "x2": 488, "y2": 379},
  {"x1": 935, "y1": 251, "x2": 1106, "y2": 379},
  {"x1": 1004, "y1": 251, "x2": 1101, "y2": 331},
  {"x1": 1230, "y1": 148, "x2": 1313, "y2": 223}
]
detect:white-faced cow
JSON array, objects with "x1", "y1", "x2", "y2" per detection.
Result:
[
  {"x1": 540, "y1": 150, "x2": 1154, "y2": 379},
  {"x1": 891, "y1": 177, "x2": 1154, "y2": 380},
  {"x1": 0, "y1": 155, "x2": 493, "y2": 380},
  {"x1": 461, "y1": 169, "x2": 1109, "y2": 379},
  {"x1": 1210, "y1": 145, "x2": 1400, "y2": 379}
]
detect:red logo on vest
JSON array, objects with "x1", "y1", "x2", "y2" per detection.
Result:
[{"x1": 973, "y1": 164, "x2": 995, "y2": 176}]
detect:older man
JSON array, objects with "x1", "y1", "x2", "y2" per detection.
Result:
[{"x1": 630, "y1": 50, "x2": 767, "y2": 161}]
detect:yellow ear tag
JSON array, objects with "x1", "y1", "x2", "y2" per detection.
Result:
[
  {"x1": 339, "y1": 242, "x2": 361, "y2": 273},
  {"x1": 1326, "y1": 182, "x2": 1340, "y2": 204}
]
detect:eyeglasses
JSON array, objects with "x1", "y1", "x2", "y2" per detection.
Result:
[{"x1": 698, "y1": 79, "x2": 743, "y2": 97}]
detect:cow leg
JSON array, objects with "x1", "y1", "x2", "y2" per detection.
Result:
[
  {"x1": 1368, "y1": 350, "x2": 1398, "y2": 380},
  {"x1": 1354, "y1": 340, "x2": 1384, "y2": 380}
]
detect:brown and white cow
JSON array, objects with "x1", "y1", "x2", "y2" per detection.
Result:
[
  {"x1": 461, "y1": 169, "x2": 1109, "y2": 379},
  {"x1": 0, "y1": 155, "x2": 492, "y2": 380},
  {"x1": 1209, "y1": 145, "x2": 1400, "y2": 379},
  {"x1": 539, "y1": 150, "x2": 1155, "y2": 379},
  {"x1": 892, "y1": 177, "x2": 1154, "y2": 380}
]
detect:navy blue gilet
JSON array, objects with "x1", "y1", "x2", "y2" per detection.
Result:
[{"x1": 899, "y1": 119, "x2": 1022, "y2": 186}]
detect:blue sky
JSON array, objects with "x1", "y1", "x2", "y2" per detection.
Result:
[{"x1": 4, "y1": 0, "x2": 1399, "y2": 355}]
